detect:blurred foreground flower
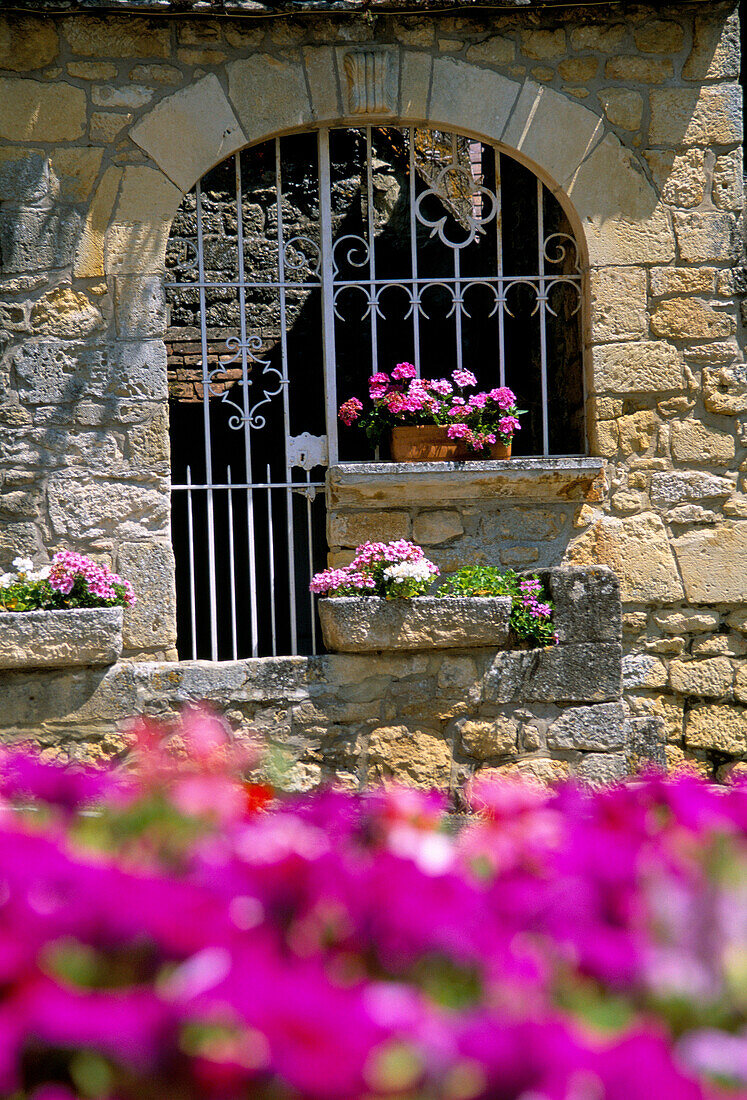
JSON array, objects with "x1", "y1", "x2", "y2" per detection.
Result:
[{"x1": 0, "y1": 712, "x2": 744, "y2": 1100}]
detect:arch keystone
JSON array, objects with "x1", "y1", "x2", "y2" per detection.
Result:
[
  {"x1": 130, "y1": 74, "x2": 246, "y2": 192},
  {"x1": 227, "y1": 54, "x2": 311, "y2": 144}
]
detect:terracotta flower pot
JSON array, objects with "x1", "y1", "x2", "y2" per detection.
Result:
[{"x1": 390, "y1": 425, "x2": 512, "y2": 463}]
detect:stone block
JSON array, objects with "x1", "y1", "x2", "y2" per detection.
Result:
[
  {"x1": 501, "y1": 81, "x2": 603, "y2": 188},
  {"x1": 0, "y1": 521, "x2": 40, "y2": 567},
  {"x1": 654, "y1": 609, "x2": 721, "y2": 635},
  {"x1": 493, "y1": 758, "x2": 572, "y2": 784},
  {"x1": 0, "y1": 207, "x2": 80, "y2": 274},
  {"x1": 75, "y1": 167, "x2": 123, "y2": 279},
  {"x1": 703, "y1": 365, "x2": 747, "y2": 416},
  {"x1": 670, "y1": 657, "x2": 734, "y2": 698},
  {"x1": 128, "y1": 64, "x2": 183, "y2": 86},
  {"x1": 735, "y1": 666, "x2": 747, "y2": 705},
  {"x1": 567, "y1": 513, "x2": 684, "y2": 604},
  {"x1": 634, "y1": 19, "x2": 684, "y2": 54},
  {"x1": 0, "y1": 662, "x2": 138, "y2": 732},
  {"x1": 0, "y1": 148, "x2": 49, "y2": 205},
  {"x1": 683, "y1": 11, "x2": 740, "y2": 82},
  {"x1": 62, "y1": 15, "x2": 171, "y2": 59},
  {"x1": 599, "y1": 89, "x2": 642, "y2": 131},
  {"x1": 68, "y1": 61, "x2": 118, "y2": 80},
  {"x1": 593, "y1": 341, "x2": 682, "y2": 395},
  {"x1": 623, "y1": 654, "x2": 668, "y2": 690},
  {"x1": 649, "y1": 268, "x2": 714, "y2": 298},
  {"x1": 650, "y1": 471, "x2": 734, "y2": 509},
  {"x1": 650, "y1": 86, "x2": 742, "y2": 147},
  {"x1": 483, "y1": 507, "x2": 566, "y2": 542},
  {"x1": 712, "y1": 150, "x2": 744, "y2": 211},
  {"x1": 429, "y1": 58, "x2": 519, "y2": 145},
  {"x1": 114, "y1": 276, "x2": 166, "y2": 339},
  {"x1": 228, "y1": 55, "x2": 311, "y2": 144},
  {"x1": 521, "y1": 29, "x2": 566, "y2": 59},
  {"x1": 31, "y1": 288, "x2": 103, "y2": 339},
  {"x1": 319, "y1": 597, "x2": 512, "y2": 653},
  {"x1": 89, "y1": 113, "x2": 132, "y2": 144},
  {"x1": 47, "y1": 476, "x2": 169, "y2": 541},
  {"x1": 50, "y1": 148, "x2": 104, "y2": 204},
  {"x1": 605, "y1": 56, "x2": 672, "y2": 82},
  {"x1": 303, "y1": 46, "x2": 340, "y2": 121},
  {"x1": 627, "y1": 693, "x2": 684, "y2": 742},
  {"x1": 400, "y1": 49, "x2": 431, "y2": 122},
  {"x1": 92, "y1": 84, "x2": 153, "y2": 110},
  {"x1": 673, "y1": 523, "x2": 747, "y2": 604},
  {"x1": 412, "y1": 511, "x2": 464, "y2": 545},
  {"x1": 0, "y1": 15, "x2": 59, "y2": 70},
  {"x1": 117, "y1": 540, "x2": 176, "y2": 654},
  {"x1": 130, "y1": 75, "x2": 246, "y2": 193},
  {"x1": 558, "y1": 58, "x2": 598, "y2": 82},
  {"x1": 367, "y1": 724, "x2": 452, "y2": 789},
  {"x1": 685, "y1": 704, "x2": 746, "y2": 755},
  {"x1": 660, "y1": 148, "x2": 706, "y2": 208},
  {"x1": 590, "y1": 266, "x2": 647, "y2": 342},
  {"x1": 0, "y1": 609, "x2": 122, "y2": 671},
  {"x1": 455, "y1": 715, "x2": 517, "y2": 759},
  {"x1": 106, "y1": 166, "x2": 183, "y2": 277},
  {"x1": 570, "y1": 24, "x2": 627, "y2": 51},
  {"x1": 327, "y1": 510, "x2": 410, "y2": 548},
  {"x1": 547, "y1": 702, "x2": 625, "y2": 751},
  {"x1": 673, "y1": 212, "x2": 739, "y2": 264},
  {"x1": 465, "y1": 35, "x2": 514, "y2": 67},
  {"x1": 651, "y1": 299, "x2": 734, "y2": 342},
  {"x1": 574, "y1": 753, "x2": 628, "y2": 785},
  {"x1": 0, "y1": 78, "x2": 86, "y2": 142},
  {"x1": 543, "y1": 566, "x2": 621, "y2": 644},
  {"x1": 670, "y1": 420, "x2": 735, "y2": 467},
  {"x1": 485, "y1": 644, "x2": 622, "y2": 705}
]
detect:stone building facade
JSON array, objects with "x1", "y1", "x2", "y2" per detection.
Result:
[{"x1": 0, "y1": 0, "x2": 745, "y2": 780}]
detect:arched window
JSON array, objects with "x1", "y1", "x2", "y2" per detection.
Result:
[{"x1": 166, "y1": 126, "x2": 584, "y2": 661}]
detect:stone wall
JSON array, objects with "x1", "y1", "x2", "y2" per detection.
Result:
[
  {"x1": 0, "y1": 2, "x2": 745, "y2": 774},
  {"x1": 0, "y1": 567, "x2": 660, "y2": 789}
]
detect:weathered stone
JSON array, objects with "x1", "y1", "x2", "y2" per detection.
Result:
[
  {"x1": 558, "y1": 57, "x2": 598, "y2": 82},
  {"x1": 567, "y1": 513, "x2": 683, "y2": 603},
  {"x1": 131, "y1": 75, "x2": 246, "y2": 193},
  {"x1": 31, "y1": 288, "x2": 103, "y2": 339},
  {"x1": 228, "y1": 55, "x2": 311, "y2": 145},
  {"x1": 673, "y1": 212, "x2": 739, "y2": 264},
  {"x1": 574, "y1": 753, "x2": 628, "y2": 785},
  {"x1": 605, "y1": 56, "x2": 672, "y2": 82},
  {"x1": 622, "y1": 654, "x2": 668, "y2": 690},
  {"x1": 593, "y1": 342, "x2": 682, "y2": 394},
  {"x1": 319, "y1": 597, "x2": 511, "y2": 653},
  {"x1": 117, "y1": 540, "x2": 176, "y2": 653},
  {"x1": 129, "y1": 64, "x2": 183, "y2": 86},
  {"x1": 598, "y1": 88, "x2": 642, "y2": 131},
  {"x1": 430, "y1": 59, "x2": 519, "y2": 146},
  {"x1": 717, "y1": 760, "x2": 747, "y2": 784},
  {"x1": 683, "y1": 341, "x2": 739, "y2": 366},
  {"x1": 465, "y1": 35, "x2": 514, "y2": 67},
  {"x1": 89, "y1": 112, "x2": 132, "y2": 143},
  {"x1": 494, "y1": 758, "x2": 572, "y2": 784},
  {"x1": 670, "y1": 421, "x2": 735, "y2": 467},
  {"x1": 543, "y1": 567, "x2": 621, "y2": 644},
  {"x1": 712, "y1": 150, "x2": 744, "y2": 211},
  {"x1": 8, "y1": 340, "x2": 167, "y2": 405},
  {"x1": 91, "y1": 83, "x2": 153, "y2": 109},
  {"x1": 0, "y1": 207, "x2": 80, "y2": 274},
  {"x1": 456, "y1": 715, "x2": 517, "y2": 759},
  {"x1": 590, "y1": 266, "x2": 647, "y2": 342},
  {"x1": 685, "y1": 704, "x2": 747, "y2": 755},
  {"x1": 634, "y1": 20, "x2": 684, "y2": 54},
  {"x1": 62, "y1": 15, "x2": 171, "y2": 59},
  {"x1": 683, "y1": 11, "x2": 740, "y2": 82},
  {"x1": 650, "y1": 86, "x2": 742, "y2": 147},
  {"x1": 570, "y1": 24, "x2": 626, "y2": 51},
  {"x1": 485, "y1": 644, "x2": 622, "y2": 705},
  {"x1": 654, "y1": 608, "x2": 721, "y2": 634},
  {"x1": 728, "y1": 611, "x2": 747, "y2": 635},
  {"x1": 651, "y1": 299, "x2": 734, "y2": 343},
  {"x1": 660, "y1": 148, "x2": 706, "y2": 208},
  {"x1": 114, "y1": 275, "x2": 166, "y2": 339},
  {"x1": 692, "y1": 633, "x2": 746, "y2": 658},
  {"x1": 674, "y1": 523, "x2": 747, "y2": 604},
  {"x1": 547, "y1": 702, "x2": 625, "y2": 750},
  {"x1": 501, "y1": 81, "x2": 603, "y2": 190},
  {"x1": 483, "y1": 507, "x2": 565, "y2": 542},
  {"x1": 412, "y1": 511, "x2": 464, "y2": 545},
  {"x1": 670, "y1": 658, "x2": 734, "y2": 698},
  {"x1": 735, "y1": 666, "x2": 747, "y2": 705},
  {"x1": 0, "y1": 148, "x2": 50, "y2": 205},
  {"x1": 627, "y1": 692, "x2": 684, "y2": 742},
  {"x1": 106, "y1": 166, "x2": 182, "y2": 277},
  {"x1": 67, "y1": 61, "x2": 118, "y2": 80},
  {"x1": 649, "y1": 268, "x2": 714, "y2": 298},
  {"x1": 0, "y1": 78, "x2": 86, "y2": 142},
  {"x1": 47, "y1": 476, "x2": 168, "y2": 541},
  {"x1": 703, "y1": 365, "x2": 747, "y2": 416},
  {"x1": 367, "y1": 724, "x2": 452, "y2": 788},
  {"x1": 521, "y1": 29, "x2": 565, "y2": 59},
  {"x1": 0, "y1": 608, "x2": 122, "y2": 670},
  {"x1": 50, "y1": 148, "x2": 104, "y2": 204},
  {"x1": 327, "y1": 510, "x2": 410, "y2": 547},
  {"x1": 0, "y1": 15, "x2": 59, "y2": 71}
]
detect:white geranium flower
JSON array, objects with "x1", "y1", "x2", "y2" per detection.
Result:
[
  {"x1": 384, "y1": 560, "x2": 433, "y2": 583},
  {"x1": 12, "y1": 557, "x2": 34, "y2": 573},
  {"x1": 0, "y1": 572, "x2": 16, "y2": 589},
  {"x1": 28, "y1": 565, "x2": 51, "y2": 582}
]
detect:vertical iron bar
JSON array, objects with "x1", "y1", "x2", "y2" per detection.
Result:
[
  {"x1": 306, "y1": 472, "x2": 317, "y2": 656},
  {"x1": 408, "y1": 126, "x2": 422, "y2": 376},
  {"x1": 365, "y1": 126, "x2": 379, "y2": 376},
  {"x1": 494, "y1": 148, "x2": 506, "y2": 388},
  {"x1": 226, "y1": 466, "x2": 238, "y2": 661},
  {"x1": 275, "y1": 138, "x2": 299, "y2": 656},
  {"x1": 266, "y1": 464, "x2": 277, "y2": 657},
  {"x1": 537, "y1": 177, "x2": 550, "y2": 456},
  {"x1": 318, "y1": 127, "x2": 339, "y2": 463},
  {"x1": 195, "y1": 184, "x2": 219, "y2": 661},
  {"x1": 450, "y1": 132, "x2": 463, "y2": 375},
  {"x1": 235, "y1": 154, "x2": 260, "y2": 657},
  {"x1": 186, "y1": 466, "x2": 197, "y2": 661}
]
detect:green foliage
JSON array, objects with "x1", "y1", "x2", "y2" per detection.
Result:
[{"x1": 437, "y1": 566, "x2": 557, "y2": 647}]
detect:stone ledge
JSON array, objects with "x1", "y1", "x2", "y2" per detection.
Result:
[
  {"x1": 0, "y1": 608, "x2": 123, "y2": 671},
  {"x1": 319, "y1": 596, "x2": 513, "y2": 652},
  {"x1": 327, "y1": 458, "x2": 607, "y2": 507}
]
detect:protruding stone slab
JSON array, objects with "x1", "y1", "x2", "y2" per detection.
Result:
[
  {"x1": 0, "y1": 608, "x2": 123, "y2": 671},
  {"x1": 319, "y1": 596, "x2": 512, "y2": 652}
]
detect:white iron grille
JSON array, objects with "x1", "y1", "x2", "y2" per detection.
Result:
[{"x1": 166, "y1": 126, "x2": 583, "y2": 660}]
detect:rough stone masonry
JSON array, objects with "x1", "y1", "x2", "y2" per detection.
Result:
[{"x1": 0, "y1": 0, "x2": 745, "y2": 780}]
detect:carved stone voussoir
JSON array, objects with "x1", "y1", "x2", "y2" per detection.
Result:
[{"x1": 343, "y1": 49, "x2": 398, "y2": 116}]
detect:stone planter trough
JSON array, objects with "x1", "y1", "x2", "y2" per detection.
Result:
[
  {"x1": 0, "y1": 608, "x2": 123, "y2": 671},
  {"x1": 318, "y1": 596, "x2": 513, "y2": 652}
]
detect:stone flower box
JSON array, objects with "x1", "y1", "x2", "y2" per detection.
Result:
[
  {"x1": 319, "y1": 596, "x2": 512, "y2": 653},
  {"x1": 0, "y1": 608, "x2": 123, "y2": 671}
]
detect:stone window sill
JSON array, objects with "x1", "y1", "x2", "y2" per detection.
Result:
[{"x1": 327, "y1": 457, "x2": 607, "y2": 507}]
